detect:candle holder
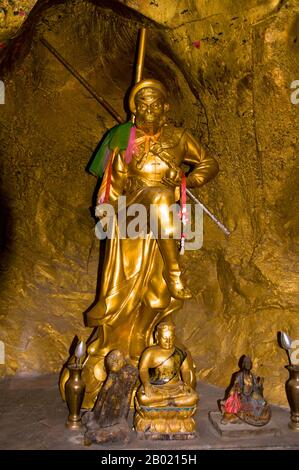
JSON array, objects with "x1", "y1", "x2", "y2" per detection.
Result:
[{"x1": 65, "y1": 364, "x2": 86, "y2": 429}]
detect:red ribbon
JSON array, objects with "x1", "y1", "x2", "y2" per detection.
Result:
[
  {"x1": 134, "y1": 129, "x2": 161, "y2": 154},
  {"x1": 103, "y1": 151, "x2": 114, "y2": 203},
  {"x1": 180, "y1": 173, "x2": 187, "y2": 253},
  {"x1": 181, "y1": 173, "x2": 186, "y2": 210}
]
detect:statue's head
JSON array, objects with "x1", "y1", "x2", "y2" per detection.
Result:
[
  {"x1": 155, "y1": 322, "x2": 175, "y2": 350},
  {"x1": 105, "y1": 349, "x2": 126, "y2": 372},
  {"x1": 241, "y1": 355, "x2": 252, "y2": 371},
  {"x1": 129, "y1": 79, "x2": 169, "y2": 134}
]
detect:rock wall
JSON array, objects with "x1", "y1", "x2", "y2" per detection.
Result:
[{"x1": 0, "y1": 0, "x2": 298, "y2": 405}]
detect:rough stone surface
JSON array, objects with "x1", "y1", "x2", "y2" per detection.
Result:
[
  {"x1": 84, "y1": 421, "x2": 134, "y2": 445},
  {"x1": 0, "y1": 0, "x2": 298, "y2": 406},
  {"x1": 0, "y1": 374, "x2": 298, "y2": 450},
  {"x1": 137, "y1": 431, "x2": 196, "y2": 441}
]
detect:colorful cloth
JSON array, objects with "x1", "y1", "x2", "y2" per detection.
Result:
[{"x1": 89, "y1": 122, "x2": 134, "y2": 178}]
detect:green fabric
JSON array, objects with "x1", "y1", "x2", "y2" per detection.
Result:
[
  {"x1": 89, "y1": 122, "x2": 134, "y2": 177},
  {"x1": 109, "y1": 121, "x2": 134, "y2": 151}
]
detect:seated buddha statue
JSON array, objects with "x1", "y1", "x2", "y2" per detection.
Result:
[{"x1": 134, "y1": 322, "x2": 199, "y2": 438}]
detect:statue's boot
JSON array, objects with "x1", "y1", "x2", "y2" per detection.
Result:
[
  {"x1": 157, "y1": 238, "x2": 192, "y2": 300},
  {"x1": 163, "y1": 269, "x2": 192, "y2": 300}
]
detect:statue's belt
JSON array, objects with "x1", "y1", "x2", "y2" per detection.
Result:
[{"x1": 126, "y1": 175, "x2": 173, "y2": 191}]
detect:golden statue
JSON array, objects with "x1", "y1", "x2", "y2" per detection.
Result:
[
  {"x1": 59, "y1": 76, "x2": 218, "y2": 409},
  {"x1": 134, "y1": 322, "x2": 199, "y2": 438}
]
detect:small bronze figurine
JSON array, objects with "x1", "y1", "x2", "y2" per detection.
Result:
[
  {"x1": 84, "y1": 350, "x2": 138, "y2": 444},
  {"x1": 220, "y1": 356, "x2": 271, "y2": 427}
]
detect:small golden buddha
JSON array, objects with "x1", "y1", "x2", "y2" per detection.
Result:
[{"x1": 134, "y1": 322, "x2": 199, "y2": 438}]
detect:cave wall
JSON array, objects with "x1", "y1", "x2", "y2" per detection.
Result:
[{"x1": 0, "y1": 0, "x2": 298, "y2": 406}]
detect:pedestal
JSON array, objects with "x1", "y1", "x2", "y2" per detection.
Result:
[
  {"x1": 209, "y1": 411, "x2": 281, "y2": 438},
  {"x1": 134, "y1": 403, "x2": 197, "y2": 440}
]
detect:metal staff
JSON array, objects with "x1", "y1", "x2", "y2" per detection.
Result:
[
  {"x1": 130, "y1": 27, "x2": 147, "y2": 124},
  {"x1": 40, "y1": 37, "x2": 124, "y2": 124},
  {"x1": 186, "y1": 188, "x2": 230, "y2": 237},
  {"x1": 135, "y1": 28, "x2": 147, "y2": 84}
]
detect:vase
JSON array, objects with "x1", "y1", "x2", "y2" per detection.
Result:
[
  {"x1": 286, "y1": 365, "x2": 299, "y2": 431},
  {"x1": 65, "y1": 364, "x2": 86, "y2": 429}
]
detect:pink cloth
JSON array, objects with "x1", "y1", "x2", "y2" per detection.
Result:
[
  {"x1": 125, "y1": 126, "x2": 136, "y2": 164},
  {"x1": 224, "y1": 391, "x2": 241, "y2": 414}
]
